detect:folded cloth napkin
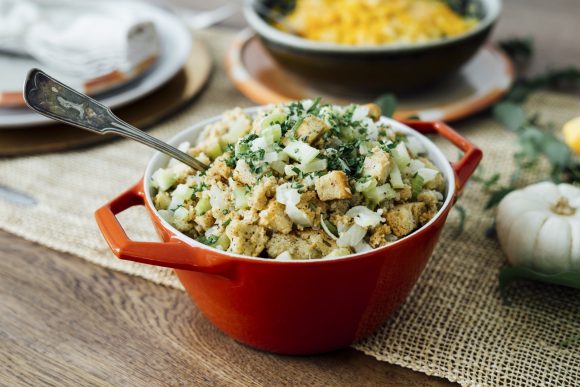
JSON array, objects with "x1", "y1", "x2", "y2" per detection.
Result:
[{"x1": 0, "y1": 0, "x2": 160, "y2": 80}]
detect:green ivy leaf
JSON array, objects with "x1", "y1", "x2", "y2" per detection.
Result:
[
  {"x1": 375, "y1": 93, "x2": 398, "y2": 118},
  {"x1": 493, "y1": 101, "x2": 527, "y2": 130},
  {"x1": 498, "y1": 36, "x2": 534, "y2": 62},
  {"x1": 453, "y1": 204, "x2": 466, "y2": 236},
  {"x1": 542, "y1": 137, "x2": 572, "y2": 168},
  {"x1": 485, "y1": 187, "x2": 515, "y2": 209}
]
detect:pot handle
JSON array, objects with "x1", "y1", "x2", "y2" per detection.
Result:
[
  {"x1": 95, "y1": 179, "x2": 231, "y2": 274},
  {"x1": 402, "y1": 120, "x2": 482, "y2": 194}
]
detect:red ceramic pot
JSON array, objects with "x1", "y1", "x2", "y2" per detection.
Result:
[{"x1": 95, "y1": 111, "x2": 481, "y2": 355}]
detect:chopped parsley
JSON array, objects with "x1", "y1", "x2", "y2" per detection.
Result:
[{"x1": 197, "y1": 234, "x2": 219, "y2": 246}]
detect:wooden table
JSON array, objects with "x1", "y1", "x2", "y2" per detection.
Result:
[{"x1": 1, "y1": 0, "x2": 579, "y2": 385}]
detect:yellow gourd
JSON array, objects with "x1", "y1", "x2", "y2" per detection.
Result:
[{"x1": 563, "y1": 116, "x2": 580, "y2": 154}]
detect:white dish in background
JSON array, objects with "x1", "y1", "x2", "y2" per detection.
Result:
[{"x1": 0, "y1": 1, "x2": 192, "y2": 129}]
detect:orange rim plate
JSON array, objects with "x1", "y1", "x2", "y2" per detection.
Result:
[{"x1": 226, "y1": 29, "x2": 515, "y2": 122}]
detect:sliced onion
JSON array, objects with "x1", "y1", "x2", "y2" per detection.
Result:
[
  {"x1": 209, "y1": 185, "x2": 226, "y2": 209},
  {"x1": 276, "y1": 251, "x2": 293, "y2": 260},
  {"x1": 354, "y1": 241, "x2": 373, "y2": 253},
  {"x1": 276, "y1": 183, "x2": 311, "y2": 226},
  {"x1": 405, "y1": 159, "x2": 426, "y2": 175},
  {"x1": 337, "y1": 224, "x2": 367, "y2": 247},
  {"x1": 346, "y1": 206, "x2": 384, "y2": 228},
  {"x1": 284, "y1": 203, "x2": 310, "y2": 226},
  {"x1": 324, "y1": 247, "x2": 352, "y2": 258},
  {"x1": 352, "y1": 105, "x2": 369, "y2": 121},
  {"x1": 405, "y1": 136, "x2": 426, "y2": 156}
]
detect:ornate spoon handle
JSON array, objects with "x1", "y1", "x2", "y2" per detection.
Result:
[{"x1": 23, "y1": 68, "x2": 208, "y2": 172}]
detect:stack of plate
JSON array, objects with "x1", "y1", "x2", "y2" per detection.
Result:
[{"x1": 0, "y1": 2, "x2": 212, "y2": 155}]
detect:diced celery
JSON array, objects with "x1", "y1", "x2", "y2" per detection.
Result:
[
  {"x1": 204, "y1": 137, "x2": 223, "y2": 159},
  {"x1": 355, "y1": 177, "x2": 377, "y2": 193},
  {"x1": 283, "y1": 141, "x2": 320, "y2": 164},
  {"x1": 195, "y1": 194, "x2": 211, "y2": 216},
  {"x1": 411, "y1": 174, "x2": 424, "y2": 199},
  {"x1": 339, "y1": 127, "x2": 357, "y2": 141},
  {"x1": 376, "y1": 183, "x2": 397, "y2": 200},
  {"x1": 235, "y1": 142, "x2": 250, "y2": 156},
  {"x1": 417, "y1": 168, "x2": 439, "y2": 183},
  {"x1": 325, "y1": 247, "x2": 352, "y2": 258},
  {"x1": 215, "y1": 234, "x2": 230, "y2": 250},
  {"x1": 277, "y1": 151, "x2": 289, "y2": 162},
  {"x1": 261, "y1": 124, "x2": 282, "y2": 143},
  {"x1": 158, "y1": 209, "x2": 174, "y2": 224},
  {"x1": 300, "y1": 158, "x2": 327, "y2": 173},
  {"x1": 364, "y1": 183, "x2": 396, "y2": 204},
  {"x1": 174, "y1": 207, "x2": 190, "y2": 222},
  {"x1": 270, "y1": 160, "x2": 286, "y2": 174},
  {"x1": 233, "y1": 186, "x2": 250, "y2": 209},
  {"x1": 261, "y1": 112, "x2": 287, "y2": 129},
  {"x1": 392, "y1": 142, "x2": 411, "y2": 170},
  {"x1": 152, "y1": 168, "x2": 177, "y2": 192},
  {"x1": 250, "y1": 136, "x2": 268, "y2": 151},
  {"x1": 171, "y1": 184, "x2": 194, "y2": 207},
  {"x1": 223, "y1": 117, "x2": 250, "y2": 144},
  {"x1": 389, "y1": 163, "x2": 405, "y2": 189}
]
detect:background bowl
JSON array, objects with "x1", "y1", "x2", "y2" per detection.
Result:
[
  {"x1": 96, "y1": 108, "x2": 482, "y2": 355},
  {"x1": 244, "y1": 0, "x2": 502, "y2": 94}
]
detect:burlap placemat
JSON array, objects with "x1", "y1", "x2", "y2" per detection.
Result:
[{"x1": 0, "y1": 28, "x2": 578, "y2": 386}]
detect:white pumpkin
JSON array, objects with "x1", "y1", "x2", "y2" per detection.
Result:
[{"x1": 496, "y1": 181, "x2": 580, "y2": 274}]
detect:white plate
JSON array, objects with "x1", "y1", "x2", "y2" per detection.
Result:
[{"x1": 0, "y1": 1, "x2": 192, "y2": 129}]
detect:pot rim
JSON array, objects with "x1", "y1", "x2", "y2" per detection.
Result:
[
  {"x1": 243, "y1": 0, "x2": 502, "y2": 54},
  {"x1": 143, "y1": 107, "x2": 456, "y2": 264}
]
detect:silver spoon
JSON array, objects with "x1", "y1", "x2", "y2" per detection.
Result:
[{"x1": 23, "y1": 68, "x2": 208, "y2": 172}]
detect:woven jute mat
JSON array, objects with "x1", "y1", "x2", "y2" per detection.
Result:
[{"x1": 0, "y1": 28, "x2": 578, "y2": 386}]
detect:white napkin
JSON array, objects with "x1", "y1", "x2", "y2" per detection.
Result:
[{"x1": 0, "y1": 0, "x2": 160, "y2": 80}]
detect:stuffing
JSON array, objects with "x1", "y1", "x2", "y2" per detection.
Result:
[
  {"x1": 295, "y1": 190, "x2": 326, "y2": 228},
  {"x1": 315, "y1": 171, "x2": 352, "y2": 201},
  {"x1": 206, "y1": 154, "x2": 233, "y2": 182},
  {"x1": 266, "y1": 230, "x2": 336, "y2": 259},
  {"x1": 259, "y1": 200, "x2": 293, "y2": 234},
  {"x1": 295, "y1": 116, "x2": 329, "y2": 144},
  {"x1": 369, "y1": 224, "x2": 394, "y2": 248},
  {"x1": 152, "y1": 101, "x2": 445, "y2": 259},
  {"x1": 386, "y1": 204, "x2": 417, "y2": 237},
  {"x1": 233, "y1": 159, "x2": 257, "y2": 186},
  {"x1": 364, "y1": 103, "x2": 382, "y2": 121},
  {"x1": 363, "y1": 148, "x2": 391, "y2": 184},
  {"x1": 194, "y1": 211, "x2": 215, "y2": 230},
  {"x1": 154, "y1": 191, "x2": 171, "y2": 210},
  {"x1": 248, "y1": 176, "x2": 277, "y2": 211},
  {"x1": 396, "y1": 184, "x2": 412, "y2": 202},
  {"x1": 225, "y1": 220, "x2": 269, "y2": 256}
]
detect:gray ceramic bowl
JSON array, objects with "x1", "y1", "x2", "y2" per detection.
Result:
[{"x1": 244, "y1": 0, "x2": 502, "y2": 95}]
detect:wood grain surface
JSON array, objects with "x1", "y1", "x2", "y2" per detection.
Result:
[{"x1": 1, "y1": 0, "x2": 579, "y2": 385}]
